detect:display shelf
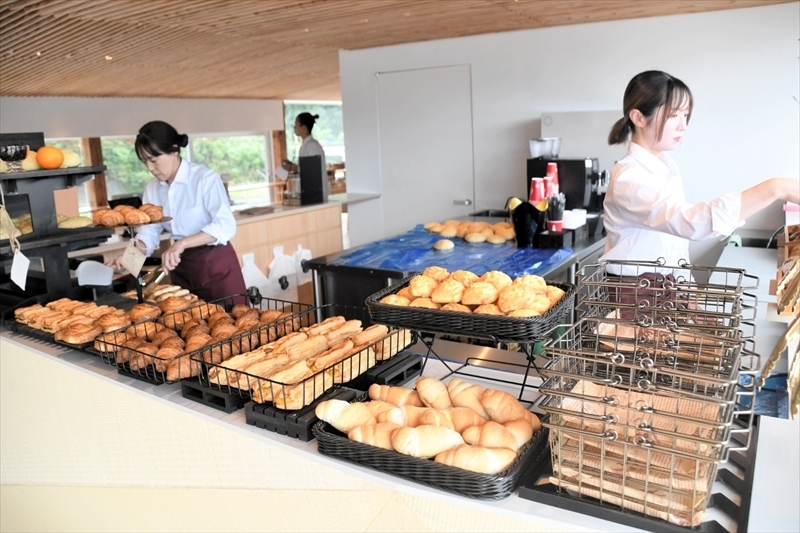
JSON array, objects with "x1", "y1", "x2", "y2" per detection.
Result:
[{"x1": 0, "y1": 165, "x2": 106, "y2": 182}]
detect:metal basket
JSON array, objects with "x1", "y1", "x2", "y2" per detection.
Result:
[
  {"x1": 194, "y1": 303, "x2": 415, "y2": 409},
  {"x1": 577, "y1": 259, "x2": 758, "y2": 334}
]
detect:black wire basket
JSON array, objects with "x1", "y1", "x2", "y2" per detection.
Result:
[
  {"x1": 312, "y1": 393, "x2": 550, "y2": 500},
  {"x1": 366, "y1": 275, "x2": 576, "y2": 343}
]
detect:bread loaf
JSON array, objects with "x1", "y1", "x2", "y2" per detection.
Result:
[
  {"x1": 415, "y1": 376, "x2": 452, "y2": 410},
  {"x1": 315, "y1": 399, "x2": 376, "y2": 433},
  {"x1": 368, "y1": 384, "x2": 424, "y2": 407},
  {"x1": 390, "y1": 425, "x2": 465, "y2": 458},
  {"x1": 480, "y1": 388, "x2": 530, "y2": 423},
  {"x1": 434, "y1": 444, "x2": 517, "y2": 474},
  {"x1": 348, "y1": 422, "x2": 402, "y2": 451}
]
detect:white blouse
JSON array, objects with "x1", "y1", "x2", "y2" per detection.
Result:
[
  {"x1": 601, "y1": 142, "x2": 743, "y2": 276},
  {"x1": 136, "y1": 158, "x2": 236, "y2": 255}
]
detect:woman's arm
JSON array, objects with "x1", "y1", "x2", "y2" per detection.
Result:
[
  {"x1": 160, "y1": 231, "x2": 216, "y2": 272},
  {"x1": 739, "y1": 178, "x2": 800, "y2": 221}
]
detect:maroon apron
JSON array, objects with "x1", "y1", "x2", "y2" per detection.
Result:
[
  {"x1": 169, "y1": 242, "x2": 247, "y2": 305},
  {"x1": 605, "y1": 272, "x2": 676, "y2": 321}
]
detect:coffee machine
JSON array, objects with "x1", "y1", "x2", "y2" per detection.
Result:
[{"x1": 527, "y1": 157, "x2": 607, "y2": 212}]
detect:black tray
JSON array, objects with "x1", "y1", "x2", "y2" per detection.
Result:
[
  {"x1": 245, "y1": 387, "x2": 360, "y2": 441},
  {"x1": 182, "y1": 378, "x2": 249, "y2": 413},
  {"x1": 347, "y1": 351, "x2": 423, "y2": 389},
  {"x1": 312, "y1": 394, "x2": 550, "y2": 500},
  {"x1": 366, "y1": 275, "x2": 576, "y2": 343}
]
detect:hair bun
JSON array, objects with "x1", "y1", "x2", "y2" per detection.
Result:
[
  {"x1": 313, "y1": 114, "x2": 319, "y2": 119},
  {"x1": 178, "y1": 134, "x2": 189, "y2": 147}
]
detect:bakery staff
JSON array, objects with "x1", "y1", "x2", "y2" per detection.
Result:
[
  {"x1": 109, "y1": 120, "x2": 247, "y2": 303},
  {"x1": 602, "y1": 70, "x2": 799, "y2": 276},
  {"x1": 282, "y1": 112, "x2": 328, "y2": 200}
]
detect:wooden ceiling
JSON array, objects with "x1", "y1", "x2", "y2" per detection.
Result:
[{"x1": 0, "y1": 0, "x2": 792, "y2": 101}]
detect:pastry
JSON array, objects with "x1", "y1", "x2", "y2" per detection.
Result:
[
  {"x1": 440, "y1": 303, "x2": 471, "y2": 313},
  {"x1": 447, "y1": 270, "x2": 479, "y2": 288},
  {"x1": 433, "y1": 239, "x2": 454, "y2": 251},
  {"x1": 348, "y1": 422, "x2": 402, "y2": 451},
  {"x1": 391, "y1": 425, "x2": 465, "y2": 459},
  {"x1": 158, "y1": 296, "x2": 191, "y2": 314},
  {"x1": 368, "y1": 384, "x2": 423, "y2": 406},
  {"x1": 128, "y1": 303, "x2": 162, "y2": 323},
  {"x1": 415, "y1": 376, "x2": 452, "y2": 409},
  {"x1": 408, "y1": 297, "x2": 440, "y2": 309},
  {"x1": 315, "y1": 400, "x2": 376, "y2": 434},
  {"x1": 123, "y1": 209, "x2": 150, "y2": 225},
  {"x1": 95, "y1": 311, "x2": 131, "y2": 332},
  {"x1": 434, "y1": 444, "x2": 516, "y2": 475},
  {"x1": 408, "y1": 275, "x2": 437, "y2": 298},
  {"x1": 479, "y1": 271, "x2": 513, "y2": 291},
  {"x1": 379, "y1": 294, "x2": 410, "y2": 306},
  {"x1": 422, "y1": 266, "x2": 449, "y2": 282},
  {"x1": 430, "y1": 279, "x2": 465, "y2": 304},
  {"x1": 461, "y1": 282, "x2": 499, "y2": 305}
]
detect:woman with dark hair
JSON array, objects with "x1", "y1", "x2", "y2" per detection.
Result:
[
  {"x1": 282, "y1": 112, "x2": 328, "y2": 200},
  {"x1": 109, "y1": 120, "x2": 246, "y2": 302},
  {"x1": 601, "y1": 70, "x2": 798, "y2": 275}
]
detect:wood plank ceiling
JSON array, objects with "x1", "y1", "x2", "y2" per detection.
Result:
[{"x1": 0, "y1": 0, "x2": 792, "y2": 101}]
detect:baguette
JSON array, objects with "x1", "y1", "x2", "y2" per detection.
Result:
[
  {"x1": 368, "y1": 384, "x2": 424, "y2": 407},
  {"x1": 348, "y1": 422, "x2": 402, "y2": 451},
  {"x1": 333, "y1": 345, "x2": 375, "y2": 383},
  {"x1": 434, "y1": 444, "x2": 516, "y2": 475},
  {"x1": 315, "y1": 399, "x2": 376, "y2": 433},
  {"x1": 390, "y1": 424, "x2": 465, "y2": 458},
  {"x1": 415, "y1": 376, "x2": 452, "y2": 410}
]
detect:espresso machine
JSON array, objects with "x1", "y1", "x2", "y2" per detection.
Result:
[{"x1": 526, "y1": 157, "x2": 607, "y2": 212}]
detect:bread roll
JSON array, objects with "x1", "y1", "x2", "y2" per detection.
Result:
[
  {"x1": 545, "y1": 284, "x2": 566, "y2": 305},
  {"x1": 351, "y1": 324, "x2": 389, "y2": 347},
  {"x1": 440, "y1": 303, "x2": 472, "y2": 313},
  {"x1": 433, "y1": 239, "x2": 454, "y2": 251},
  {"x1": 479, "y1": 271, "x2": 513, "y2": 291},
  {"x1": 380, "y1": 294, "x2": 410, "y2": 306},
  {"x1": 395, "y1": 287, "x2": 414, "y2": 301},
  {"x1": 439, "y1": 226, "x2": 457, "y2": 238},
  {"x1": 480, "y1": 389, "x2": 530, "y2": 424},
  {"x1": 434, "y1": 444, "x2": 516, "y2": 474},
  {"x1": 497, "y1": 285, "x2": 539, "y2": 313},
  {"x1": 422, "y1": 266, "x2": 449, "y2": 282},
  {"x1": 415, "y1": 376, "x2": 452, "y2": 409},
  {"x1": 364, "y1": 400, "x2": 396, "y2": 417},
  {"x1": 447, "y1": 407, "x2": 487, "y2": 433},
  {"x1": 391, "y1": 425, "x2": 465, "y2": 459},
  {"x1": 348, "y1": 422, "x2": 402, "y2": 451},
  {"x1": 418, "y1": 408, "x2": 454, "y2": 430},
  {"x1": 447, "y1": 270, "x2": 479, "y2": 288},
  {"x1": 461, "y1": 282, "x2": 499, "y2": 306},
  {"x1": 513, "y1": 274, "x2": 547, "y2": 292},
  {"x1": 408, "y1": 275, "x2": 438, "y2": 298},
  {"x1": 508, "y1": 309, "x2": 540, "y2": 317},
  {"x1": 430, "y1": 279, "x2": 465, "y2": 304},
  {"x1": 368, "y1": 383, "x2": 424, "y2": 406},
  {"x1": 473, "y1": 304, "x2": 503, "y2": 315},
  {"x1": 486, "y1": 234, "x2": 506, "y2": 244},
  {"x1": 462, "y1": 420, "x2": 519, "y2": 450},
  {"x1": 377, "y1": 405, "x2": 428, "y2": 427},
  {"x1": 408, "y1": 297, "x2": 440, "y2": 309},
  {"x1": 503, "y1": 418, "x2": 535, "y2": 449},
  {"x1": 447, "y1": 377, "x2": 487, "y2": 418},
  {"x1": 464, "y1": 232, "x2": 486, "y2": 243},
  {"x1": 315, "y1": 400, "x2": 376, "y2": 433}
]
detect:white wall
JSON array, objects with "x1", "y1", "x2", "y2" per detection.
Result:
[
  {"x1": 340, "y1": 2, "x2": 800, "y2": 266},
  {"x1": 0, "y1": 97, "x2": 285, "y2": 137}
]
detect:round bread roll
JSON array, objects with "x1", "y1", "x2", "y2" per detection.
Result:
[
  {"x1": 430, "y1": 279, "x2": 466, "y2": 304},
  {"x1": 497, "y1": 285, "x2": 539, "y2": 313},
  {"x1": 461, "y1": 282, "x2": 499, "y2": 306},
  {"x1": 486, "y1": 234, "x2": 506, "y2": 244},
  {"x1": 447, "y1": 270, "x2": 479, "y2": 288},
  {"x1": 439, "y1": 226, "x2": 458, "y2": 238},
  {"x1": 395, "y1": 287, "x2": 415, "y2": 301},
  {"x1": 433, "y1": 239, "x2": 454, "y2": 251},
  {"x1": 423, "y1": 221, "x2": 442, "y2": 230},
  {"x1": 425, "y1": 222, "x2": 443, "y2": 233},
  {"x1": 480, "y1": 228, "x2": 495, "y2": 238},
  {"x1": 491, "y1": 221, "x2": 512, "y2": 232},
  {"x1": 464, "y1": 232, "x2": 486, "y2": 243},
  {"x1": 380, "y1": 294, "x2": 411, "y2": 306},
  {"x1": 408, "y1": 275, "x2": 438, "y2": 298},
  {"x1": 507, "y1": 308, "x2": 540, "y2": 317},
  {"x1": 546, "y1": 285, "x2": 566, "y2": 305},
  {"x1": 513, "y1": 274, "x2": 547, "y2": 292},
  {"x1": 408, "y1": 297, "x2": 440, "y2": 309},
  {"x1": 496, "y1": 228, "x2": 516, "y2": 240},
  {"x1": 479, "y1": 270, "x2": 513, "y2": 291},
  {"x1": 473, "y1": 303, "x2": 503, "y2": 315},
  {"x1": 422, "y1": 266, "x2": 449, "y2": 282},
  {"x1": 467, "y1": 222, "x2": 489, "y2": 233},
  {"x1": 440, "y1": 303, "x2": 472, "y2": 313}
]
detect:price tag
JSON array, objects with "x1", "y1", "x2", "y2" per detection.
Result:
[
  {"x1": 10, "y1": 250, "x2": 30, "y2": 290},
  {"x1": 120, "y1": 240, "x2": 146, "y2": 277}
]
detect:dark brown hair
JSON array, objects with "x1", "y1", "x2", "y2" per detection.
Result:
[
  {"x1": 296, "y1": 112, "x2": 319, "y2": 133},
  {"x1": 135, "y1": 120, "x2": 189, "y2": 161},
  {"x1": 608, "y1": 71, "x2": 693, "y2": 145}
]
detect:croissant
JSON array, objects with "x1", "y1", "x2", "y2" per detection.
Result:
[
  {"x1": 315, "y1": 400, "x2": 376, "y2": 433},
  {"x1": 391, "y1": 424, "x2": 465, "y2": 459},
  {"x1": 348, "y1": 422, "x2": 401, "y2": 451},
  {"x1": 415, "y1": 376, "x2": 452, "y2": 410},
  {"x1": 462, "y1": 420, "x2": 519, "y2": 451},
  {"x1": 124, "y1": 209, "x2": 151, "y2": 225},
  {"x1": 376, "y1": 405, "x2": 427, "y2": 427},
  {"x1": 480, "y1": 388, "x2": 530, "y2": 424},
  {"x1": 368, "y1": 384, "x2": 423, "y2": 407},
  {"x1": 447, "y1": 378, "x2": 487, "y2": 418}
]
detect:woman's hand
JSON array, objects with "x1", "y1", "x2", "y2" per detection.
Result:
[
  {"x1": 105, "y1": 255, "x2": 125, "y2": 270},
  {"x1": 161, "y1": 239, "x2": 187, "y2": 273}
]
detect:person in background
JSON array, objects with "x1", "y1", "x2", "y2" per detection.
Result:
[
  {"x1": 109, "y1": 120, "x2": 247, "y2": 303},
  {"x1": 602, "y1": 70, "x2": 799, "y2": 276},
  {"x1": 282, "y1": 112, "x2": 329, "y2": 200}
]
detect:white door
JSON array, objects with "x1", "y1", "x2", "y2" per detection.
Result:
[{"x1": 377, "y1": 65, "x2": 475, "y2": 237}]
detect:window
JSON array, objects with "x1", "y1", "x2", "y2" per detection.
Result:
[
  {"x1": 101, "y1": 137, "x2": 153, "y2": 200},
  {"x1": 190, "y1": 134, "x2": 270, "y2": 206},
  {"x1": 284, "y1": 101, "x2": 345, "y2": 164},
  {"x1": 45, "y1": 137, "x2": 90, "y2": 211}
]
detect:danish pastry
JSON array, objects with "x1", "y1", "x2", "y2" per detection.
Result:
[
  {"x1": 128, "y1": 303, "x2": 162, "y2": 323},
  {"x1": 158, "y1": 296, "x2": 191, "y2": 314},
  {"x1": 55, "y1": 323, "x2": 102, "y2": 345}
]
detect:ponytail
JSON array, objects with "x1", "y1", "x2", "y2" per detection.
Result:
[{"x1": 608, "y1": 116, "x2": 632, "y2": 145}]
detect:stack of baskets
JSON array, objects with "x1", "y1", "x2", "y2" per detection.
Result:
[{"x1": 536, "y1": 259, "x2": 759, "y2": 528}]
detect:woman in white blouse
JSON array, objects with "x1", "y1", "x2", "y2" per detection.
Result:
[
  {"x1": 112, "y1": 120, "x2": 246, "y2": 302},
  {"x1": 602, "y1": 70, "x2": 799, "y2": 276},
  {"x1": 282, "y1": 112, "x2": 328, "y2": 200}
]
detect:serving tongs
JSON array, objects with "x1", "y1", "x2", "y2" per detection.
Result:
[{"x1": 136, "y1": 266, "x2": 166, "y2": 303}]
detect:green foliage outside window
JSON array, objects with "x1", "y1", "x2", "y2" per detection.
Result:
[
  {"x1": 101, "y1": 137, "x2": 153, "y2": 199},
  {"x1": 192, "y1": 135, "x2": 267, "y2": 185}
]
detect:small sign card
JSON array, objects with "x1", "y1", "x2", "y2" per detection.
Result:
[
  {"x1": 10, "y1": 250, "x2": 30, "y2": 290},
  {"x1": 120, "y1": 240, "x2": 146, "y2": 277}
]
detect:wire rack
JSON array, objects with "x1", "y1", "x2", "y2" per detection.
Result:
[
  {"x1": 193, "y1": 303, "x2": 415, "y2": 410},
  {"x1": 91, "y1": 294, "x2": 311, "y2": 383},
  {"x1": 535, "y1": 259, "x2": 759, "y2": 528},
  {"x1": 577, "y1": 259, "x2": 758, "y2": 335}
]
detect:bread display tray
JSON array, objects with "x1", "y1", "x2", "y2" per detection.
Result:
[
  {"x1": 312, "y1": 394, "x2": 549, "y2": 500},
  {"x1": 366, "y1": 275, "x2": 576, "y2": 343}
]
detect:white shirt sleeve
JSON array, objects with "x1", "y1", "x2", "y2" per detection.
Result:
[
  {"x1": 197, "y1": 170, "x2": 236, "y2": 245},
  {"x1": 134, "y1": 180, "x2": 162, "y2": 256},
  {"x1": 611, "y1": 167, "x2": 742, "y2": 241}
]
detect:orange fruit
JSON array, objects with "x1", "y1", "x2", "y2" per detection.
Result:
[{"x1": 36, "y1": 146, "x2": 64, "y2": 169}]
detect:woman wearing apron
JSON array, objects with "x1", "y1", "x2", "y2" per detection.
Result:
[{"x1": 112, "y1": 120, "x2": 247, "y2": 303}]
